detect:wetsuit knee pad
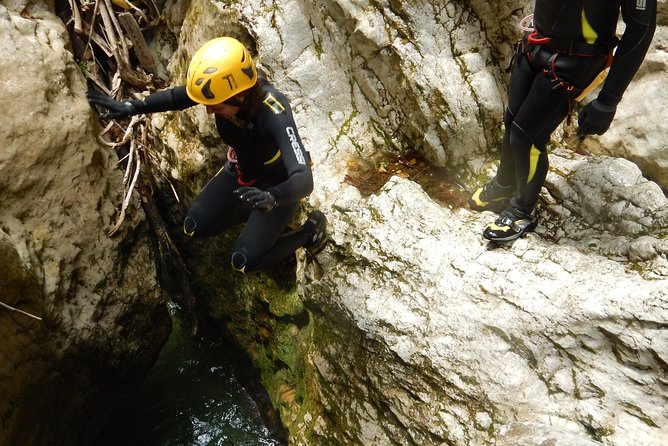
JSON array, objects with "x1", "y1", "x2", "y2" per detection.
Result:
[
  {"x1": 183, "y1": 216, "x2": 198, "y2": 237},
  {"x1": 231, "y1": 250, "x2": 249, "y2": 274},
  {"x1": 231, "y1": 235, "x2": 263, "y2": 273}
]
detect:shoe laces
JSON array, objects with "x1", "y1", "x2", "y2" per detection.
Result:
[
  {"x1": 483, "y1": 179, "x2": 512, "y2": 198},
  {"x1": 485, "y1": 178, "x2": 513, "y2": 193},
  {"x1": 498, "y1": 206, "x2": 535, "y2": 225}
]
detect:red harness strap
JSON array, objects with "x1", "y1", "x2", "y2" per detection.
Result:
[
  {"x1": 527, "y1": 31, "x2": 551, "y2": 46},
  {"x1": 527, "y1": 31, "x2": 613, "y2": 57},
  {"x1": 227, "y1": 147, "x2": 257, "y2": 186}
]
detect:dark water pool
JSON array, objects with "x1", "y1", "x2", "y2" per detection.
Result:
[{"x1": 94, "y1": 310, "x2": 285, "y2": 446}]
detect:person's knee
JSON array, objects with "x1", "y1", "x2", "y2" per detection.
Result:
[
  {"x1": 231, "y1": 249, "x2": 263, "y2": 274},
  {"x1": 509, "y1": 121, "x2": 535, "y2": 151},
  {"x1": 231, "y1": 237, "x2": 262, "y2": 274},
  {"x1": 231, "y1": 250, "x2": 250, "y2": 273},
  {"x1": 183, "y1": 208, "x2": 222, "y2": 237},
  {"x1": 183, "y1": 215, "x2": 198, "y2": 237}
]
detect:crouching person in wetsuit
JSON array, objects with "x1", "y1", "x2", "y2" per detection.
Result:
[
  {"x1": 88, "y1": 37, "x2": 328, "y2": 273},
  {"x1": 469, "y1": 0, "x2": 657, "y2": 242}
]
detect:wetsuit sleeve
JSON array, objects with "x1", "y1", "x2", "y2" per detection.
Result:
[
  {"x1": 597, "y1": 0, "x2": 657, "y2": 107},
  {"x1": 132, "y1": 86, "x2": 198, "y2": 113},
  {"x1": 260, "y1": 94, "x2": 314, "y2": 206}
]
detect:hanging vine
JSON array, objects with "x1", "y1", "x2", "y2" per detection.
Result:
[{"x1": 58, "y1": 0, "x2": 199, "y2": 336}]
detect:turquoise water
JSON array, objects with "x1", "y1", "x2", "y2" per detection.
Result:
[{"x1": 95, "y1": 313, "x2": 285, "y2": 446}]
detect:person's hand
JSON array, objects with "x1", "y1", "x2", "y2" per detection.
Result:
[
  {"x1": 234, "y1": 187, "x2": 277, "y2": 212},
  {"x1": 577, "y1": 99, "x2": 616, "y2": 138},
  {"x1": 87, "y1": 90, "x2": 137, "y2": 119}
]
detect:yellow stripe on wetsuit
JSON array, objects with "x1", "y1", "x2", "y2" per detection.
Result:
[
  {"x1": 263, "y1": 149, "x2": 281, "y2": 165},
  {"x1": 581, "y1": 9, "x2": 598, "y2": 44},
  {"x1": 527, "y1": 145, "x2": 541, "y2": 184}
]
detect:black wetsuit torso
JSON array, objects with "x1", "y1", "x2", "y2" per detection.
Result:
[
  {"x1": 533, "y1": 0, "x2": 622, "y2": 43},
  {"x1": 533, "y1": 0, "x2": 656, "y2": 106},
  {"x1": 137, "y1": 78, "x2": 312, "y2": 206},
  {"x1": 212, "y1": 84, "x2": 313, "y2": 203}
]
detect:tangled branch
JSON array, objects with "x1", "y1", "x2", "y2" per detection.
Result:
[
  {"x1": 0, "y1": 300, "x2": 42, "y2": 321},
  {"x1": 60, "y1": 1, "x2": 200, "y2": 335},
  {"x1": 62, "y1": 0, "x2": 166, "y2": 233}
]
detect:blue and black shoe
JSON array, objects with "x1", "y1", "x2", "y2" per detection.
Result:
[
  {"x1": 469, "y1": 178, "x2": 514, "y2": 213},
  {"x1": 483, "y1": 206, "x2": 538, "y2": 242},
  {"x1": 304, "y1": 210, "x2": 328, "y2": 254}
]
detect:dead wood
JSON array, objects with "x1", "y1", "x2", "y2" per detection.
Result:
[
  {"x1": 118, "y1": 12, "x2": 159, "y2": 76},
  {"x1": 59, "y1": 0, "x2": 200, "y2": 334}
]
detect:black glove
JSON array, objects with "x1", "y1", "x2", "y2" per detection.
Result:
[
  {"x1": 234, "y1": 187, "x2": 277, "y2": 212},
  {"x1": 577, "y1": 99, "x2": 616, "y2": 137},
  {"x1": 87, "y1": 90, "x2": 139, "y2": 119}
]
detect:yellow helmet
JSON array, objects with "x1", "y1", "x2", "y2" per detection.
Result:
[{"x1": 186, "y1": 37, "x2": 258, "y2": 105}]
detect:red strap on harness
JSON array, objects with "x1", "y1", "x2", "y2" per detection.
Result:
[
  {"x1": 227, "y1": 147, "x2": 257, "y2": 186},
  {"x1": 527, "y1": 32, "x2": 551, "y2": 45}
]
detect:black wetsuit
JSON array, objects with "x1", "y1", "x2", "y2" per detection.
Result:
[
  {"x1": 135, "y1": 78, "x2": 314, "y2": 272},
  {"x1": 496, "y1": 0, "x2": 656, "y2": 213}
]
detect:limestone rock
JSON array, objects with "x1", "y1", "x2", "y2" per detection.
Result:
[
  {"x1": 577, "y1": 8, "x2": 668, "y2": 192},
  {"x1": 149, "y1": 1, "x2": 668, "y2": 445},
  {"x1": 0, "y1": 3, "x2": 169, "y2": 445},
  {"x1": 300, "y1": 176, "x2": 667, "y2": 446}
]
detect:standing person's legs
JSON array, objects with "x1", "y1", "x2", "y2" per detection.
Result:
[
  {"x1": 482, "y1": 78, "x2": 569, "y2": 241},
  {"x1": 483, "y1": 50, "x2": 608, "y2": 241},
  {"x1": 469, "y1": 43, "x2": 538, "y2": 212},
  {"x1": 509, "y1": 49, "x2": 608, "y2": 212}
]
